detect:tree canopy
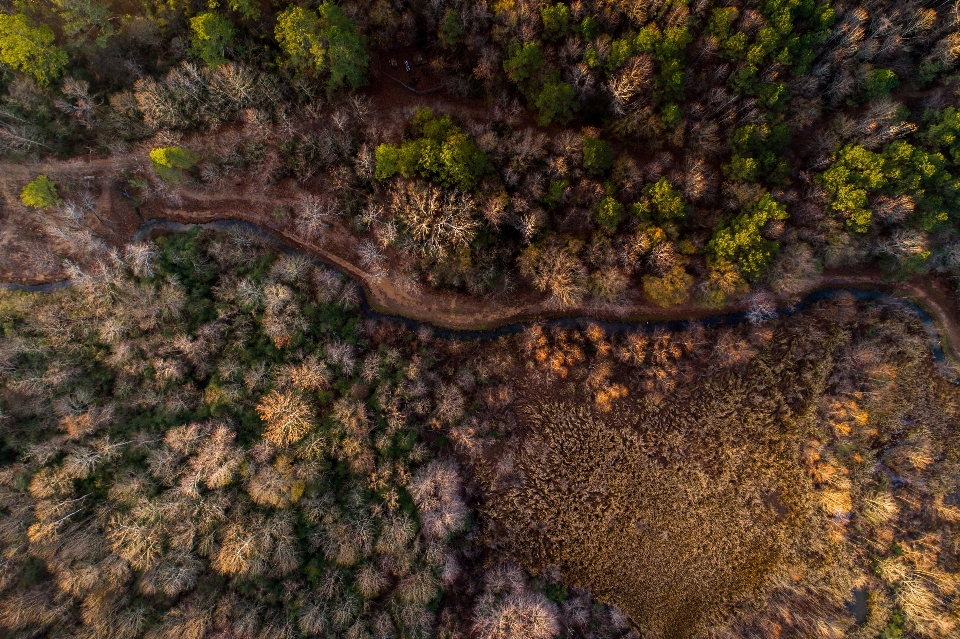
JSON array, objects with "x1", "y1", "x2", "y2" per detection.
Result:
[
  {"x1": 50, "y1": 0, "x2": 115, "y2": 43},
  {"x1": 375, "y1": 108, "x2": 491, "y2": 191},
  {"x1": 644, "y1": 178, "x2": 687, "y2": 221},
  {"x1": 820, "y1": 140, "x2": 958, "y2": 233},
  {"x1": 190, "y1": 11, "x2": 235, "y2": 67},
  {"x1": 642, "y1": 264, "x2": 693, "y2": 306},
  {"x1": 0, "y1": 13, "x2": 68, "y2": 85},
  {"x1": 594, "y1": 196, "x2": 624, "y2": 232},
  {"x1": 275, "y1": 2, "x2": 369, "y2": 91},
  {"x1": 708, "y1": 193, "x2": 789, "y2": 279},
  {"x1": 208, "y1": 0, "x2": 260, "y2": 20},
  {"x1": 541, "y1": 3, "x2": 571, "y2": 40},
  {"x1": 20, "y1": 175, "x2": 61, "y2": 209},
  {"x1": 534, "y1": 75, "x2": 578, "y2": 126},
  {"x1": 503, "y1": 41, "x2": 544, "y2": 90}
]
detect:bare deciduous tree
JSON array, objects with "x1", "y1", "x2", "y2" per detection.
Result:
[
  {"x1": 390, "y1": 182, "x2": 479, "y2": 261},
  {"x1": 256, "y1": 390, "x2": 314, "y2": 447}
]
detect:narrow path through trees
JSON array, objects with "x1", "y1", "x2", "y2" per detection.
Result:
[
  {"x1": 1, "y1": 146, "x2": 958, "y2": 376},
  {"x1": 6, "y1": 211, "x2": 960, "y2": 382}
]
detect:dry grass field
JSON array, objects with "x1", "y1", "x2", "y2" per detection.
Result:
[{"x1": 456, "y1": 300, "x2": 960, "y2": 638}]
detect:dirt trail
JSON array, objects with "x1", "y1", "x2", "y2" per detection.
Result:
[
  {"x1": 5, "y1": 184, "x2": 960, "y2": 369},
  {"x1": 141, "y1": 198, "x2": 960, "y2": 371},
  {"x1": 0, "y1": 99, "x2": 957, "y2": 370}
]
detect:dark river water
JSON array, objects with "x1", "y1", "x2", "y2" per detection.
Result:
[{"x1": 4, "y1": 219, "x2": 958, "y2": 384}]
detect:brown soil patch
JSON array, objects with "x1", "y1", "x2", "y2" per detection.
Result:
[
  {"x1": 377, "y1": 46, "x2": 444, "y2": 93},
  {"x1": 0, "y1": 156, "x2": 139, "y2": 284}
]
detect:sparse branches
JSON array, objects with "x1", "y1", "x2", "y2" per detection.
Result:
[
  {"x1": 473, "y1": 567, "x2": 560, "y2": 639},
  {"x1": 390, "y1": 181, "x2": 479, "y2": 262},
  {"x1": 518, "y1": 241, "x2": 588, "y2": 308},
  {"x1": 295, "y1": 193, "x2": 341, "y2": 239},
  {"x1": 213, "y1": 514, "x2": 273, "y2": 578},
  {"x1": 607, "y1": 55, "x2": 654, "y2": 114},
  {"x1": 409, "y1": 460, "x2": 468, "y2": 541},
  {"x1": 256, "y1": 390, "x2": 314, "y2": 447}
]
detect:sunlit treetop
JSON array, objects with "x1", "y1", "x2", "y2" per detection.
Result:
[
  {"x1": 20, "y1": 175, "x2": 61, "y2": 209},
  {"x1": 708, "y1": 193, "x2": 789, "y2": 279},
  {"x1": 275, "y1": 2, "x2": 369, "y2": 91},
  {"x1": 208, "y1": 0, "x2": 260, "y2": 20},
  {"x1": 0, "y1": 13, "x2": 68, "y2": 85},
  {"x1": 190, "y1": 11, "x2": 235, "y2": 67}
]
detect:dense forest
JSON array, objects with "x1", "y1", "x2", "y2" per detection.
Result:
[
  {"x1": 2, "y1": 228, "x2": 960, "y2": 638},
  {"x1": 3, "y1": 0, "x2": 960, "y2": 638},
  {"x1": 2, "y1": 0, "x2": 960, "y2": 306}
]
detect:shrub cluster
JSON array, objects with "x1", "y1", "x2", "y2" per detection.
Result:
[{"x1": 376, "y1": 107, "x2": 491, "y2": 191}]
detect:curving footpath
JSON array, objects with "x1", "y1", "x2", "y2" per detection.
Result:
[
  {"x1": 1, "y1": 135, "x2": 957, "y2": 376},
  {"x1": 5, "y1": 213, "x2": 959, "y2": 384},
  {"x1": 142, "y1": 212, "x2": 960, "y2": 373}
]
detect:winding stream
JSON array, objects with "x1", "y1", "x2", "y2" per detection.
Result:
[{"x1": 3, "y1": 218, "x2": 959, "y2": 384}]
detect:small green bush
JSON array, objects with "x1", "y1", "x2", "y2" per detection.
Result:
[
  {"x1": 20, "y1": 175, "x2": 61, "y2": 209},
  {"x1": 865, "y1": 69, "x2": 899, "y2": 100},
  {"x1": 661, "y1": 103, "x2": 681, "y2": 129},
  {"x1": 594, "y1": 196, "x2": 624, "y2": 232},
  {"x1": 150, "y1": 146, "x2": 200, "y2": 183},
  {"x1": 150, "y1": 146, "x2": 200, "y2": 169},
  {"x1": 543, "y1": 179, "x2": 569, "y2": 209},
  {"x1": 374, "y1": 108, "x2": 490, "y2": 190},
  {"x1": 582, "y1": 135, "x2": 614, "y2": 176}
]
